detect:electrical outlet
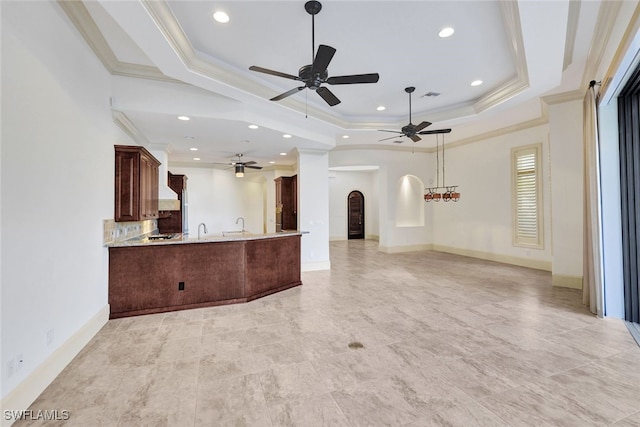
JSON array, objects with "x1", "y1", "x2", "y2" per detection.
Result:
[
  {"x1": 7, "y1": 358, "x2": 15, "y2": 377},
  {"x1": 47, "y1": 329, "x2": 54, "y2": 346}
]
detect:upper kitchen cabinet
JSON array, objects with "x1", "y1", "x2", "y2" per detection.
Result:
[{"x1": 114, "y1": 145, "x2": 160, "y2": 222}]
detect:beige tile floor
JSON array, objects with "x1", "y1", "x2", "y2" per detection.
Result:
[{"x1": 19, "y1": 240, "x2": 640, "y2": 426}]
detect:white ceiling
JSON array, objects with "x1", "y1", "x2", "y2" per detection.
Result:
[{"x1": 67, "y1": 0, "x2": 602, "y2": 167}]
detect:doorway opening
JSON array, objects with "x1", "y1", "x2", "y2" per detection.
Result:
[{"x1": 348, "y1": 191, "x2": 365, "y2": 239}]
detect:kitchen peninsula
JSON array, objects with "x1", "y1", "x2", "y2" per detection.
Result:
[{"x1": 108, "y1": 231, "x2": 301, "y2": 318}]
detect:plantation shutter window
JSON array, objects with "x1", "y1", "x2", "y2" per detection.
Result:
[{"x1": 512, "y1": 144, "x2": 543, "y2": 248}]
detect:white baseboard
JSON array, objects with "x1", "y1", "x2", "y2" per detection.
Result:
[
  {"x1": 379, "y1": 243, "x2": 433, "y2": 254},
  {"x1": 1, "y1": 305, "x2": 109, "y2": 427},
  {"x1": 431, "y1": 244, "x2": 552, "y2": 271},
  {"x1": 552, "y1": 274, "x2": 583, "y2": 289},
  {"x1": 330, "y1": 235, "x2": 379, "y2": 242},
  {"x1": 302, "y1": 261, "x2": 331, "y2": 272}
]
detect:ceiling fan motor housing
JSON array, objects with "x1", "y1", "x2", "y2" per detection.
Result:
[
  {"x1": 299, "y1": 65, "x2": 328, "y2": 90},
  {"x1": 401, "y1": 124, "x2": 415, "y2": 135}
]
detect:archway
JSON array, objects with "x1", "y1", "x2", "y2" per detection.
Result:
[{"x1": 348, "y1": 191, "x2": 365, "y2": 239}]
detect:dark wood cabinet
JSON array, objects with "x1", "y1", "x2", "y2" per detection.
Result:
[
  {"x1": 158, "y1": 172, "x2": 187, "y2": 233},
  {"x1": 275, "y1": 176, "x2": 297, "y2": 231},
  {"x1": 114, "y1": 145, "x2": 160, "y2": 222},
  {"x1": 108, "y1": 234, "x2": 302, "y2": 318}
]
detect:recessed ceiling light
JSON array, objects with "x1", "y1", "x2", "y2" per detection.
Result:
[
  {"x1": 190, "y1": 147, "x2": 198, "y2": 151},
  {"x1": 213, "y1": 11, "x2": 229, "y2": 23},
  {"x1": 471, "y1": 80, "x2": 483, "y2": 86},
  {"x1": 269, "y1": 161, "x2": 276, "y2": 164},
  {"x1": 280, "y1": 152, "x2": 287, "y2": 156},
  {"x1": 438, "y1": 27, "x2": 455, "y2": 38},
  {"x1": 342, "y1": 135, "x2": 349, "y2": 139},
  {"x1": 193, "y1": 157, "x2": 200, "y2": 161},
  {"x1": 248, "y1": 124, "x2": 258, "y2": 129},
  {"x1": 177, "y1": 116, "x2": 190, "y2": 121},
  {"x1": 185, "y1": 136, "x2": 195, "y2": 140},
  {"x1": 283, "y1": 134, "x2": 292, "y2": 138},
  {"x1": 376, "y1": 106, "x2": 386, "y2": 111}
]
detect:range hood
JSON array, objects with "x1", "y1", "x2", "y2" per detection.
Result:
[{"x1": 149, "y1": 147, "x2": 180, "y2": 211}]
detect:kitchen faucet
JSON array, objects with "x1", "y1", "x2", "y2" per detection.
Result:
[
  {"x1": 235, "y1": 217, "x2": 245, "y2": 232},
  {"x1": 198, "y1": 223, "x2": 208, "y2": 239}
]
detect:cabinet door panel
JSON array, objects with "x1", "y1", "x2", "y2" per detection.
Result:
[{"x1": 114, "y1": 151, "x2": 139, "y2": 222}]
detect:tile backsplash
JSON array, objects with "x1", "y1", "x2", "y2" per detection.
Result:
[{"x1": 103, "y1": 219, "x2": 157, "y2": 246}]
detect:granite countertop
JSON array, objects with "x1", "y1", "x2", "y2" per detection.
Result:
[{"x1": 109, "y1": 230, "x2": 302, "y2": 248}]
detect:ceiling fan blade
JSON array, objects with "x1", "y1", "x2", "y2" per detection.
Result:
[
  {"x1": 410, "y1": 134, "x2": 422, "y2": 142},
  {"x1": 312, "y1": 45, "x2": 336, "y2": 75},
  {"x1": 249, "y1": 66, "x2": 300, "y2": 81},
  {"x1": 270, "y1": 86, "x2": 305, "y2": 101},
  {"x1": 379, "y1": 134, "x2": 405, "y2": 142},
  {"x1": 245, "y1": 165, "x2": 263, "y2": 170},
  {"x1": 418, "y1": 128, "x2": 452, "y2": 135},
  {"x1": 316, "y1": 86, "x2": 341, "y2": 106},
  {"x1": 413, "y1": 121, "x2": 432, "y2": 132},
  {"x1": 243, "y1": 161, "x2": 257, "y2": 166},
  {"x1": 327, "y1": 73, "x2": 380, "y2": 85},
  {"x1": 378, "y1": 129, "x2": 404, "y2": 134}
]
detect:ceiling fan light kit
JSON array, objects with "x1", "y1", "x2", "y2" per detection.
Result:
[
  {"x1": 214, "y1": 153, "x2": 263, "y2": 178},
  {"x1": 249, "y1": 1, "x2": 380, "y2": 107}
]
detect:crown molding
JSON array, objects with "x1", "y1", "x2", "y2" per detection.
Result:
[
  {"x1": 563, "y1": 0, "x2": 581, "y2": 71},
  {"x1": 432, "y1": 115, "x2": 548, "y2": 152},
  {"x1": 541, "y1": 89, "x2": 584, "y2": 105},
  {"x1": 470, "y1": 0, "x2": 530, "y2": 114},
  {"x1": 65, "y1": 0, "x2": 534, "y2": 135},
  {"x1": 147, "y1": 143, "x2": 175, "y2": 154},
  {"x1": 582, "y1": 0, "x2": 624, "y2": 89},
  {"x1": 141, "y1": 0, "x2": 531, "y2": 130},
  {"x1": 332, "y1": 144, "x2": 432, "y2": 154},
  {"x1": 57, "y1": 0, "x2": 180, "y2": 83},
  {"x1": 334, "y1": 111, "x2": 549, "y2": 155},
  {"x1": 600, "y1": 1, "x2": 640, "y2": 101},
  {"x1": 141, "y1": 1, "x2": 350, "y2": 129},
  {"x1": 112, "y1": 110, "x2": 149, "y2": 145}
]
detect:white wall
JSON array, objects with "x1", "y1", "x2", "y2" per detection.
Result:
[
  {"x1": 329, "y1": 148, "x2": 433, "y2": 252},
  {"x1": 167, "y1": 166, "x2": 270, "y2": 235},
  {"x1": 329, "y1": 170, "x2": 379, "y2": 240},
  {"x1": 1, "y1": 1, "x2": 130, "y2": 406},
  {"x1": 432, "y1": 125, "x2": 552, "y2": 269},
  {"x1": 297, "y1": 150, "x2": 330, "y2": 271},
  {"x1": 548, "y1": 99, "x2": 584, "y2": 285}
]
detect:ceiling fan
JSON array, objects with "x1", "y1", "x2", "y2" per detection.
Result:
[
  {"x1": 216, "y1": 154, "x2": 263, "y2": 178},
  {"x1": 249, "y1": 1, "x2": 379, "y2": 106},
  {"x1": 379, "y1": 87, "x2": 452, "y2": 142}
]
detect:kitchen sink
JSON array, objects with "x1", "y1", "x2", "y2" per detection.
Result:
[{"x1": 147, "y1": 233, "x2": 177, "y2": 240}]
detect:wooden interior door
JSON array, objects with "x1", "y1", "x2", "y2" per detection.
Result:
[{"x1": 348, "y1": 191, "x2": 365, "y2": 239}]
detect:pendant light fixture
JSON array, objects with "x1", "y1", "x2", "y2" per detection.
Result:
[
  {"x1": 235, "y1": 164, "x2": 245, "y2": 178},
  {"x1": 424, "y1": 133, "x2": 460, "y2": 202}
]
